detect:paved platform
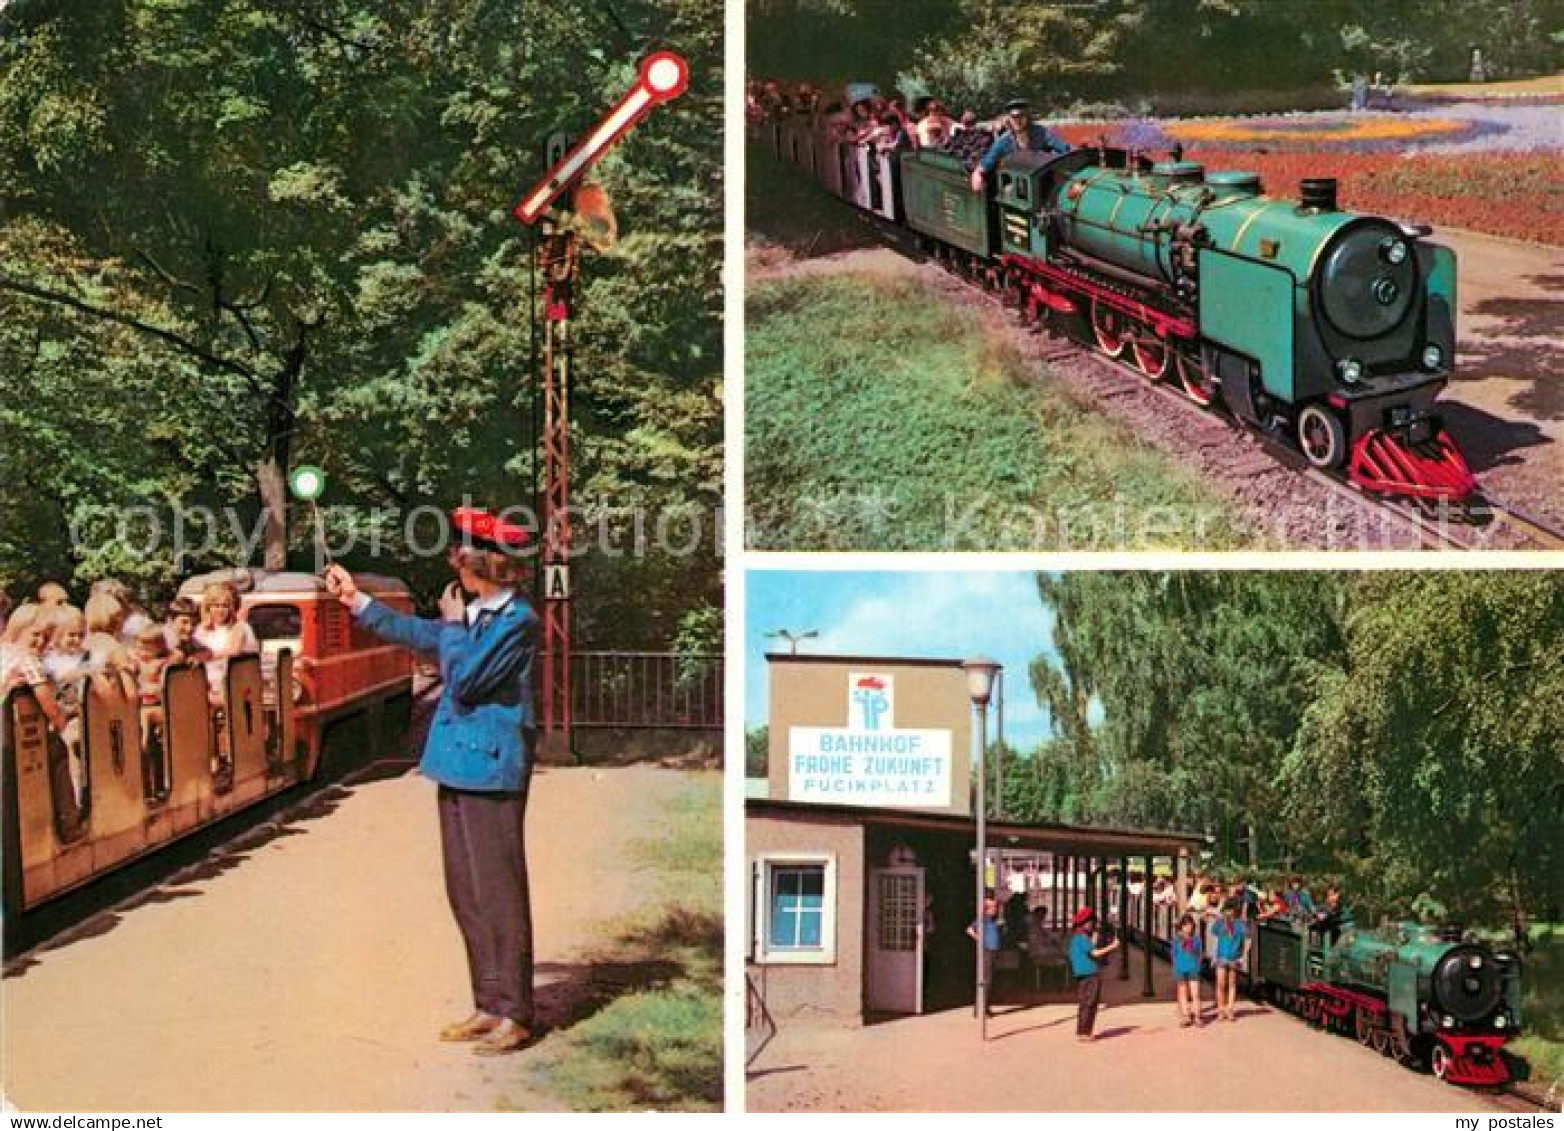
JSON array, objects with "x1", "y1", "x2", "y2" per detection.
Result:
[
  {"x1": 2, "y1": 763, "x2": 703, "y2": 1112},
  {"x1": 747, "y1": 951, "x2": 1501, "y2": 1112}
]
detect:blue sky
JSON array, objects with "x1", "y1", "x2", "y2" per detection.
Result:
[{"x1": 745, "y1": 569, "x2": 1061, "y2": 749}]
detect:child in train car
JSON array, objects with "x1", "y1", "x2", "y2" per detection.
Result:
[
  {"x1": 2, "y1": 604, "x2": 64, "y2": 721},
  {"x1": 91, "y1": 578, "x2": 151, "y2": 646},
  {"x1": 36, "y1": 581, "x2": 70, "y2": 607},
  {"x1": 133, "y1": 623, "x2": 173, "y2": 754},
  {"x1": 194, "y1": 581, "x2": 258, "y2": 707},
  {"x1": 1283, "y1": 875, "x2": 1316, "y2": 919},
  {"x1": 83, "y1": 592, "x2": 139, "y2": 702},
  {"x1": 162, "y1": 597, "x2": 210, "y2": 666},
  {"x1": 868, "y1": 111, "x2": 911, "y2": 154},
  {"x1": 4, "y1": 603, "x2": 83, "y2": 831},
  {"x1": 1212, "y1": 899, "x2": 1248, "y2": 1022},
  {"x1": 43, "y1": 605, "x2": 93, "y2": 804},
  {"x1": 1172, "y1": 912, "x2": 1204, "y2": 1027},
  {"x1": 915, "y1": 98, "x2": 954, "y2": 149}
]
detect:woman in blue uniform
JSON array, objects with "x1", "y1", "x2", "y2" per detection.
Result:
[{"x1": 325, "y1": 506, "x2": 539, "y2": 1056}]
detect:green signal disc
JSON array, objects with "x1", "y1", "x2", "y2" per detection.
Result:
[{"x1": 289, "y1": 465, "x2": 326, "y2": 501}]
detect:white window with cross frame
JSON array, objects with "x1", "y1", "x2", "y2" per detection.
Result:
[{"x1": 752, "y1": 853, "x2": 837, "y2": 965}]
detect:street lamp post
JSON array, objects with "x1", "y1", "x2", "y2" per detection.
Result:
[{"x1": 964, "y1": 656, "x2": 1001, "y2": 1042}]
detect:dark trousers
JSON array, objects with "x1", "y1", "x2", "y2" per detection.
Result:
[
  {"x1": 438, "y1": 778, "x2": 533, "y2": 1026},
  {"x1": 1076, "y1": 973, "x2": 1102, "y2": 1036}
]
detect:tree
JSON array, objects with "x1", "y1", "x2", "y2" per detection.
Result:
[
  {"x1": 1282, "y1": 572, "x2": 1564, "y2": 923},
  {"x1": 746, "y1": 725, "x2": 769, "y2": 779},
  {"x1": 1029, "y1": 571, "x2": 1564, "y2": 925},
  {"x1": 0, "y1": 0, "x2": 721, "y2": 646}
]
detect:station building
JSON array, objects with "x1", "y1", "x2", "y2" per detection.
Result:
[{"x1": 746, "y1": 654, "x2": 1204, "y2": 1025}]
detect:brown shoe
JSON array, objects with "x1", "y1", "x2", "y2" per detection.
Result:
[
  {"x1": 440, "y1": 1012, "x2": 501, "y2": 1042},
  {"x1": 472, "y1": 1018, "x2": 535, "y2": 1056}
]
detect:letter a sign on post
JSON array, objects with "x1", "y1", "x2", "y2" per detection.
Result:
[{"x1": 543, "y1": 564, "x2": 571, "y2": 601}]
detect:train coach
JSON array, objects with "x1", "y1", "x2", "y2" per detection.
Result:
[
  {"x1": 759, "y1": 106, "x2": 1478, "y2": 502},
  {"x1": 2, "y1": 569, "x2": 414, "y2": 938}
]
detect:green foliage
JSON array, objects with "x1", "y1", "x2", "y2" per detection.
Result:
[
  {"x1": 1508, "y1": 926, "x2": 1564, "y2": 1088},
  {"x1": 746, "y1": 725, "x2": 769, "y2": 778},
  {"x1": 0, "y1": 0, "x2": 720, "y2": 646},
  {"x1": 1026, "y1": 571, "x2": 1564, "y2": 926},
  {"x1": 898, "y1": 0, "x2": 1142, "y2": 113},
  {"x1": 744, "y1": 266, "x2": 1244, "y2": 551},
  {"x1": 1282, "y1": 572, "x2": 1564, "y2": 925},
  {"x1": 750, "y1": 0, "x2": 1564, "y2": 104}
]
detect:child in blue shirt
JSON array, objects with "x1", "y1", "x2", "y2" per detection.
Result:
[
  {"x1": 967, "y1": 891, "x2": 1002, "y2": 1013},
  {"x1": 1069, "y1": 907, "x2": 1120, "y2": 1041},
  {"x1": 1213, "y1": 899, "x2": 1249, "y2": 1022},
  {"x1": 1171, "y1": 912, "x2": 1204, "y2": 1027}
]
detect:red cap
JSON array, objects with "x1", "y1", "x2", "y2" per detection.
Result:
[
  {"x1": 451, "y1": 507, "x2": 530, "y2": 554},
  {"x1": 1072, "y1": 907, "x2": 1096, "y2": 929}
]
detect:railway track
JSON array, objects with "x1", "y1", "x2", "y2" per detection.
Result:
[{"x1": 833, "y1": 195, "x2": 1564, "y2": 552}]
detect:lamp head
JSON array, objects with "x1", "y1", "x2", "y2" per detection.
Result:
[{"x1": 962, "y1": 656, "x2": 1001, "y2": 706}]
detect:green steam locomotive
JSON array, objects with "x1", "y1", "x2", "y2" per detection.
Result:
[{"x1": 1253, "y1": 918, "x2": 1523, "y2": 1085}]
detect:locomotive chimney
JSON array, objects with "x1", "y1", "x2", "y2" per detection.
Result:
[{"x1": 1300, "y1": 177, "x2": 1339, "y2": 212}]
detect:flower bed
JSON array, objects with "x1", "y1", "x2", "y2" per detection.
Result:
[
  {"x1": 1186, "y1": 149, "x2": 1564, "y2": 245},
  {"x1": 1052, "y1": 122, "x2": 1563, "y2": 245},
  {"x1": 1170, "y1": 114, "x2": 1480, "y2": 150}
]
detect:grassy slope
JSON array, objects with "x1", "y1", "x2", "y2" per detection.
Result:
[
  {"x1": 744, "y1": 146, "x2": 1247, "y2": 551},
  {"x1": 523, "y1": 775, "x2": 722, "y2": 1111},
  {"x1": 745, "y1": 269, "x2": 1247, "y2": 551}
]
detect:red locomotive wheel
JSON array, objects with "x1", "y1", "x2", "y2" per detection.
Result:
[
  {"x1": 1091, "y1": 299, "x2": 1126, "y2": 358},
  {"x1": 1176, "y1": 350, "x2": 1217, "y2": 406},
  {"x1": 1431, "y1": 1044, "x2": 1452, "y2": 1080},
  {"x1": 1131, "y1": 335, "x2": 1170, "y2": 380},
  {"x1": 1355, "y1": 1010, "x2": 1373, "y2": 1045}
]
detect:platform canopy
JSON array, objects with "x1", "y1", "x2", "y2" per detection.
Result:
[{"x1": 748, "y1": 798, "x2": 1205, "y2": 859}]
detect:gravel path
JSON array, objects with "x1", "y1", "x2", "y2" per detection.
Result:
[
  {"x1": 746, "y1": 965, "x2": 1500, "y2": 1113},
  {"x1": 1, "y1": 764, "x2": 710, "y2": 1112}
]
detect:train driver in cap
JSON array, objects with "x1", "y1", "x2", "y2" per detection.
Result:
[
  {"x1": 324, "y1": 505, "x2": 540, "y2": 1056},
  {"x1": 970, "y1": 98, "x2": 1071, "y2": 193}
]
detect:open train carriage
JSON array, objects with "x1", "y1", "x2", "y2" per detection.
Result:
[
  {"x1": 2, "y1": 652, "x2": 299, "y2": 929},
  {"x1": 175, "y1": 569, "x2": 415, "y2": 779}
]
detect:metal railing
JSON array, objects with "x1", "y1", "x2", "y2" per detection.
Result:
[{"x1": 569, "y1": 651, "x2": 723, "y2": 730}]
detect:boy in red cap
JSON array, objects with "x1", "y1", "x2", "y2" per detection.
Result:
[
  {"x1": 1069, "y1": 906, "x2": 1120, "y2": 1042},
  {"x1": 325, "y1": 505, "x2": 539, "y2": 1055}
]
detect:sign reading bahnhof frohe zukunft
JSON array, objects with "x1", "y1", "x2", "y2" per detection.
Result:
[{"x1": 786, "y1": 672, "x2": 953, "y2": 808}]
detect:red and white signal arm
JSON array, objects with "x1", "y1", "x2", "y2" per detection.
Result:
[{"x1": 513, "y1": 51, "x2": 690, "y2": 225}]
